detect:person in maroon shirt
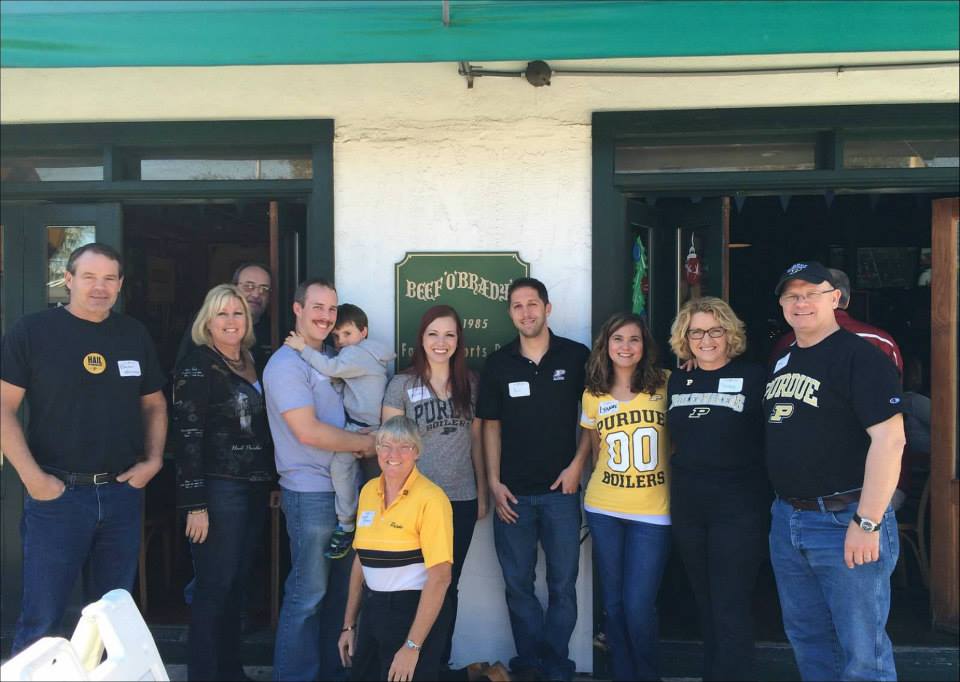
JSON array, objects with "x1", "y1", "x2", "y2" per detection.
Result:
[{"x1": 769, "y1": 268, "x2": 902, "y2": 376}]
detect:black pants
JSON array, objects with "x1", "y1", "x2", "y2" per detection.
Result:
[
  {"x1": 441, "y1": 498, "x2": 479, "y2": 665},
  {"x1": 188, "y1": 479, "x2": 268, "y2": 681},
  {"x1": 351, "y1": 589, "x2": 454, "y2": 681},
  {"x1": 670, "y1": 469, "x2": 769, "y2": 682}
]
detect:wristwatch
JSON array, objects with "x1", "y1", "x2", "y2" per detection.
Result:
[
  {"x1": 852, "y1": 512, "x2": 881, "y2": 532},
  {"x1": 404, "y1": 639, "x2": 422, "y2": 652}
]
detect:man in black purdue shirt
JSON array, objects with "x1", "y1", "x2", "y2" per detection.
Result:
[
  {"x1": 764, "y1": 261, "x2": 905, "y2": 681},
  {"x1": 1, "y1": 243, "x2": 167, "y2": 654}
]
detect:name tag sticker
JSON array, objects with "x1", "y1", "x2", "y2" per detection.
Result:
[
  {"x1": 773, "y1": 353, "x2": 790, "y2": 374},
  {"x1": 718, "y1": 378, "x2": 743, "y2": 393},
  {"x1": 118, "y1": 360, "x2": 141, "y2": 377},
  {"x1": 407, "y1": 386, "x2": 431, "y2": 402},
  {"x1": 598, "y1": 400, "x2": 619, "y2": 416},
  {"x1": 508, "y1": 381, "x2": 531, "y2": 398},
  {"x1": 358, "y1": 511, "x2": 375, "y2": 527}
]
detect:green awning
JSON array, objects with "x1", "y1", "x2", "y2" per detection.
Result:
[{"x1": 2, "y1": 0, "x2": 958, "y2": 68}]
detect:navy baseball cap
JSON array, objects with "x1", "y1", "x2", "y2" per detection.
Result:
[{"x1": 775, "y1": 261, "x2": 835, "y2": 295}]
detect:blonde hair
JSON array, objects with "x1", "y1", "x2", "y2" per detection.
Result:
[
  {"x1": 191, "y1": 284, "x2": 255, "y2": 350},
  {"x1": 669, "y1": 297, "x2": 747, "y2": 361},
  {"x1": 376, "y1": 415, "x2": 423, "y2": 454}
]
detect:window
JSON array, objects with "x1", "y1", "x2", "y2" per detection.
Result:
[
  {"x1": 843, "y1": 136, "x2": 959, "y2": 169},
  {"x1": 0, "y1": 152, "x2": 103, "y2": 181},
  {"x1": 615, "y1": 139, "x2": 815, "y2": 174}
]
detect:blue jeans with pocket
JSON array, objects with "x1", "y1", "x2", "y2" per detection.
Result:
[
  {"x1": 13, "y1": 480, "x2": 143, "y2": 654},
  {"x1": 273, "y1": 488, "x2": 338, "y2": 681},
  {"x1": 493, "y1": 491, "x2": 582, "y2": 681},
  {"x1": 586, "y1": 511, "x2": 671, "y2": 682},
  {"x1": 188, "y1": 478, "x2": 268, "y2": 681},
  {"x1": 770, "y1": 497, "x2": 899, "y2": 681}
]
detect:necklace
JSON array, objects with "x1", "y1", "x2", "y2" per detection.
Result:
[{"x1": 214, "y1": 346, "x2": 246, "y2": 372}]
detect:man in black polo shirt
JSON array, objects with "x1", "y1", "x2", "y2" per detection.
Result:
[
  {"x1": 478, "y1": 277, "x2": 590, "y2": 682},
  {"x1": 1, "y1": 243, "x2": 167, "y2": 654},
  {"x1": 764, "y1": 261, "x2": 905, "y2": 681}
]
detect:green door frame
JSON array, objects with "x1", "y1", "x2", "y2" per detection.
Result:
[
  {"x1": 590, "y1": 102, "x2": 959, "y2": 675},
  {"x1": 1, "y1": 119, "x2": 334, "y2": 280},
  {"x1": 0, "y1": 119, "x2": 334, "y2": 635},
  {"x1": 591, "y1": 103, "x2": 960, "y2": 335}
]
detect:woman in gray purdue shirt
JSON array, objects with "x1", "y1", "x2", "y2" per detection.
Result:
[{"x1": 382, "y1": 304, "x2": 488, "y2": 668}]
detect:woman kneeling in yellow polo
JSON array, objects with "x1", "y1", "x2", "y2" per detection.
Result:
[{"x1": 338, "y1": 415, "x2": 454, "y2": 682}]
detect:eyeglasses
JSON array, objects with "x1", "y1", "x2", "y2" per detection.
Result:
[
  {"x1": 779, "y1": 288, "x2": 836, "y2": 306},
  {"x1": 376, "y1": 442, "x2": 417, "y2": 455},
  {"x1": 239, "y1": 282, "x2": 271, "y2": 295},
  {"x1": 687, "y1": 327, "x2": 725, "y2": 340}
]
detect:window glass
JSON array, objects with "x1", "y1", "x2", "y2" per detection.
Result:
[
  {"x1": 140, "y1": 156, "x2": 311, "y2": 180},
  {"x1": 616, "y1": 140, "x2": 815, "y2": 174},
  {"x1": 1, "y1": 154, "x2": 103, "y2": 181},
  {"x1": 843, "y1": 137, "x2": 959, "y2": 169},
  {"x1": 48, "y1": 226, "x2": 96, "y2": 306}
]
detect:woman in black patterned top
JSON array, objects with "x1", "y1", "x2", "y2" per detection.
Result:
[{"x1": 173, "y1": 284, "x2": 274, "y2": 682}]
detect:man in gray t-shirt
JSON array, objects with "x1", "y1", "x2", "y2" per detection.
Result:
[{"x1": 264, "y1": 279, "x2": 375, "y2": 682}]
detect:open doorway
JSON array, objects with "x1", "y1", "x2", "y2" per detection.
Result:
[
  {"x1": 649, "y1": 192, "x2": 952, "y2": 646},
  {"x1": 121, "y1": 201, "x2": 304, "y2": 629}
]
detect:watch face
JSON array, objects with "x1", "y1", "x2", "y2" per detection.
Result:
[{"x1": 859, "y1": 520, "x2": 875, "y2": 531}]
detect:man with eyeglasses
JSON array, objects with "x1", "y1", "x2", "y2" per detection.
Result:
[
  {"x1": 177, "y1": 263, "x2": 274, "y2": 372},
  {"x1": 763, "y1": 261, "x2": 906, "y2": 681},
  {"x1": 769, "y1": 267, "x2": 903, "y2": 376}
]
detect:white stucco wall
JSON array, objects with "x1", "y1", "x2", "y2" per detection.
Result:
[{"x1": 2, "y1": 53, "x2": 958, "y2": 671}]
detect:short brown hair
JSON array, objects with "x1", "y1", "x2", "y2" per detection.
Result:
[
  {"x1": 293, "y1": 278, "x2": 336, "y2": 306},
  {"x1": 66, "y1": 242, "x2": 124, "y2": 278},
  {"x1": 334, "y1": 303, "x2": 368, "y2": 332}
]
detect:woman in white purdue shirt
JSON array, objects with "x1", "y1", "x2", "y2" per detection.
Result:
[{"x1": 338, "y1": 415, "x2": 454, "y2": 682}]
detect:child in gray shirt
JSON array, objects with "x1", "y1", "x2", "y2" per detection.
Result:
[{"x1": 284, "y1": 303, "x2": 395, "y2": 558}]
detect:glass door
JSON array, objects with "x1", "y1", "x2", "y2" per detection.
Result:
[{"x1": 0, "y1": 202, "x2": 121, "y2": 629}]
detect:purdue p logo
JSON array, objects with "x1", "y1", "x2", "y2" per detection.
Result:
[
  {"x1": 768, "y1": 403, "x2": 794, "y2": 423},
  {"x1": 688, "y1": 407, "x2": 711, "y2": 419},
  {"x1": 83, "y1": 353, "x2": 107, "y2": 375}
]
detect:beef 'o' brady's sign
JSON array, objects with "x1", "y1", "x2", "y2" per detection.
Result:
[{"x1": 395, "y1": 252, "x2": 529, "y2": 371}]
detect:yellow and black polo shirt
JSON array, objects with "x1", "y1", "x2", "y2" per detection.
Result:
[{"x1": 353, "y1": 466, "x2": 453, "y2": 592}]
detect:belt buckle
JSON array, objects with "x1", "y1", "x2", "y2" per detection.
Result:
[{"x1": 93, "y1": 473, "x2": 112, "y2": 485}]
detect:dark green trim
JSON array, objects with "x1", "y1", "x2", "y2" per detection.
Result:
[
  {"x1": 1, "y1": 120, "x2": 333, "y2": 149},
  {"x1": 591, "y1": 104, "x2": 960, "y2": 335},
  {"x1": 0, "y1": 180, "x2": 314, "y2": 202},
  {"x1": 1, "y1": 118, "x2": 335, "y2": 281}
]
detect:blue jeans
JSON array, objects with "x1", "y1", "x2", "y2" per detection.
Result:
[
  {"x1": 586, "y1": 512, "x2": 671, "y2": 682},
  {"x1": 273, "y1": 489, "x2": 337, "y2": 681},
  {"x1": 770, "y1": 498, "x2": 899, "y2": 681},
  {"x1": 13, "y1": 481, "x2": 143, "y2": 654},
  {"x1": 493, "y1": 491, "x2": 581, "y2": 681},
  {"x1": 188, "y1": 479, "x2": 268, "y2": 681}
]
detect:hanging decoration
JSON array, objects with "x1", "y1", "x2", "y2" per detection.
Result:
[
  {"x1": 631, "y1": 235, "x2": 649, "y2": 315},
  {"x1": 684, "y1": 233, "x2": 702, "y2": 286},
  {"x1": 824, "y1": 189, "x2": 835, "y2": 208},
  {"x1": 734, "y1": 195, "x2": 747, "y2": 213},
  {"x1": 779, "y1": 194, "x2": 792, "y2": 212}
]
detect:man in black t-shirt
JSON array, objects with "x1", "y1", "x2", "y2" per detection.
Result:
[
  {"x1": 477, "y1": 278, "x2": 590, "y2": 682},
  {"x1": 0, "y1": 243, "x2": 167, "y2": 654},
  {"x1": 763, "y1": 261, "x2": 905, "y2": 681}
]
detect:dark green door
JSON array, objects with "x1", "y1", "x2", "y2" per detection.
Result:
[
  {"x1": 625, "y1": 197, "x2": 729, "y2": 360},
  {"x1": 1, "y1": 203, "x2": 122, "y2": 632}
]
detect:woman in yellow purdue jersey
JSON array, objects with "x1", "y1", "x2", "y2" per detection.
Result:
[
  {"x1": 580, "y1": 312, "x2": 670, "y2": 682},
  {"x1": 338, "y1": 416, "x2": 454, "y2": 682}
]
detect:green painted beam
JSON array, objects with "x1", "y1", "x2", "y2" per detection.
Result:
[{"x1": 1, "y1": 0, "x2": 958, "y2": 68}]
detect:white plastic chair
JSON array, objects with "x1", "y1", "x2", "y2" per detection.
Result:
[
  {"x1": 0, "y1": 589, "x2": 168, "y2": 682},
  {"x1": 0, "y1": 637, "x2": 88, "y2": 681},
  {"x1": 70, "y1": 589, "x2": 169, "y2": 681}
]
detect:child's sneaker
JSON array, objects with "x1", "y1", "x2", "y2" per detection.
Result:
[{"x1": 324, "y1": 527, "x2": 355, "y2": 559}]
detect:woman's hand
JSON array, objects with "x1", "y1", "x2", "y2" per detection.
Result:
[
  {"x1": 388, "y1": 645, "x2": 420, "y2": 682},
  {"x1": 185, "y1": 510, "x2": 209, "y2": 544},
  {"x1": 337, "y1": 629, "x2": 355, "y2": 667}
]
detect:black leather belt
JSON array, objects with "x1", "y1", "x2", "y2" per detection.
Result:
[
  {"x1": 43, "y1": 467, "x2": 119, "y2": 486},
  {"x1": 782, "y1": 490, "x2": 861, "y2": 512}
]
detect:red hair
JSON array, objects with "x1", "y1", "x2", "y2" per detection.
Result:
[{"x1": 406, "y1": 305, "x2": 474, "y2": 418}]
